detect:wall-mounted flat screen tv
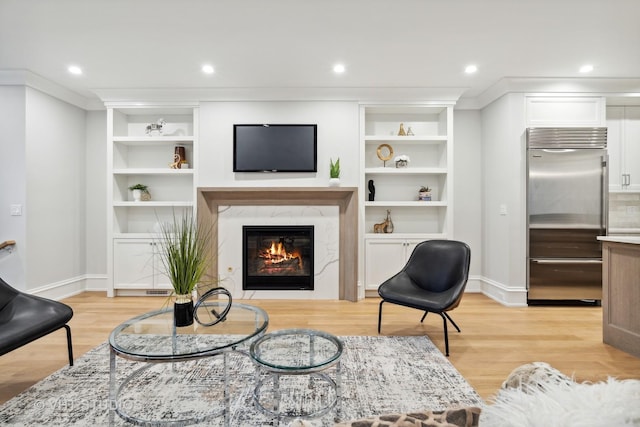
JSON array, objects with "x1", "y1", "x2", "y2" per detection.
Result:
[{"x1": 233, "y1": 124, "x2": 317, "y2": 172}]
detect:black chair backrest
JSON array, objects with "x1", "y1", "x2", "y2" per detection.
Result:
[
  {"x1": 0, "y1": 277, "x2": 19, "y2": 312},
  {"x1": 404, "y1": 240, "x2": 471, "y2": 293}
]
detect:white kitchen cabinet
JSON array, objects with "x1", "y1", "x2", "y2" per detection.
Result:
[
  {"x1": 113, "y1": 239, "x2": 172, "y2": 290},
  {"x1": 364, "y1": 237, "x2": 423, "y2": 290},
  {"x1": 526, "y1": 97, "x2": 606, "y2": 127},
  {"x1": 607, "y1": 106, "x2": 640, "y2": 192},
  {"x1": 106, "y1": 104, "x2": 198, "y2": 296}
]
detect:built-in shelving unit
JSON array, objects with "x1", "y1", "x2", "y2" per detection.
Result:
[
  {"x1": 106, "y1": 104, "x2": 198, "y2": 296},
  {"x1": 360, "y1": 104, "x2": 454, "y2": 290}
]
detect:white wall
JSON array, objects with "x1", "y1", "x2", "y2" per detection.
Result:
[
  {"x1": 85, "y1": 111, "x2": 107, "y2": 280},
  {"x1": 24, "y1": 88, "x2": 86, "y2": 290},
  {"x1": 480, "y1": 93, "x2": 527, "y2": 305},
  {"x1": 198, "y1": 101, "x2": 360, "y2": 187},
  {"x1": 0, "y1": 86, "x2": 27, "y2": 289},
  {"x1": 453, "y1": 110, "x2": 482, "y2": 282}
]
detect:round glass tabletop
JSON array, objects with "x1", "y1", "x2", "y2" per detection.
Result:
[
  {"x1": 249, "y1": 328, "x2": 343, "y2": 373},
  {"x1": 109, "y1": 302, "x2": 269, "y2": 361}
]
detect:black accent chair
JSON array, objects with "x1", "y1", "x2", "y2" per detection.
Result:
[
  {"x1": 0, "y1": 277, "x2": 74, "y2": 365},
  {"x1": 377, "y1": 240, "x2": 471, "y2": 356}
]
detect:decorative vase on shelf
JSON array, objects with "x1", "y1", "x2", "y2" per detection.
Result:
[
  {"x1": 329, "y1": 178, "x2": 340, "y2": 187},
  {"x1": 173, "y1": 294, "x2": 194, "y2": 327},
  {"x1": 132, "y1": 189, "x2": 142, "y2": 202}
]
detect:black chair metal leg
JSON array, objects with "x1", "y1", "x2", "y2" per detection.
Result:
[
  {"x1": 64, "y1": 324, "x2": 74, "y2": 366},
  {"x1": 377, "y1": 300, "x2": 385, "y2": 334},
  {"x1": 440, "y1": 313, "x2": 449, "y2": 357},
  {"x1": 443, "y1": 312, "x2": 461, "y2": 333},
  {"x1": 420, "y1": 311, "x2": 429, "y2": 323}
]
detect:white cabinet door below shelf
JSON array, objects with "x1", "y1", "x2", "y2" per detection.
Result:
[
  {"x1": 365, "y1": 239, "x2": 420, "y2": 290},
  {"x1": 113, "y1": 239, "x2": 171, "y2": 289}
]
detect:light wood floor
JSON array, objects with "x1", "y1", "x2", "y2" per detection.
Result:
[{"x1": 1, "y1": 292, "x2": 639, "y2": 405}]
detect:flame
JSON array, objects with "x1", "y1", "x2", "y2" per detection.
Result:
[{"x1": 259, "y1": 240, "x2": 303, "y2": 269}]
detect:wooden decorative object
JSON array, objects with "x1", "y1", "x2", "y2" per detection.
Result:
[
  {"x1": 373, "y1": 210, "x2": 394, "y2": 233},
  {"x1": 376, "y1": 144, "x2": 394, "y2": 167}
]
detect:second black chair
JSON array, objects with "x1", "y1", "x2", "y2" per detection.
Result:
[{"x1": 377, "y1": 240, "x2": 471, "y2": 356}]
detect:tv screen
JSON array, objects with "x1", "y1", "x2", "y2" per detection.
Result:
[{"x1": 233, "y1": 124, "x2": 317, "y2": 172}]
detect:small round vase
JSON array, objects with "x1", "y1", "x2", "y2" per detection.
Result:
[
  {"x1": 329, "y1": 178, "x2": 340, "y2": 187},
  {"x1": 174, "y1": 294, "x2": 194, "y2": 327},
  {"x1": 132, "y1": 189, "x2": 142, "y2": 202}
]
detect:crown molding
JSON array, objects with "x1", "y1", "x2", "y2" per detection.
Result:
[
  {"x1": 92, "y1": 87, "x2": 467, "y2": 104},
  {"x1": 461, "y1": 77, "x2": 640, "y2": 109},
  {"x1": 0, "y1": 69, "x2": 98, "y2": 110}
]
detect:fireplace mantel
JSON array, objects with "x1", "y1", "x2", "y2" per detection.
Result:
[{"x1": 197, "y1": 187, "x2": 359, "y2": 301}]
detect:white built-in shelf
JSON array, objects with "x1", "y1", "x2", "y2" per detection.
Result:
[
  {"x1": 364, "y1": 135, "x2": 447, "y2": 143},
  {"x1": 113, "y1": 168, "x2": 194, "y2": 175},
  {"x1": 365, "y1": 201, "x2": 447, "y2": 207},
  {"x1": 364, "y1": 167, "x2": 447, "y2": 175},
  {"x1": 113, "y1": 136, "x2": 194, "y2": 144},
  {"x1": 113, "y1": 201, "x2": 194, "y2": 207},
  {"x1": 364, "y1": 232, "x2": 447, "y2": 240}
]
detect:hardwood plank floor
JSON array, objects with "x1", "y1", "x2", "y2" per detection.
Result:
[{"x1": 1, "y1": 292, "x2": 639, "y2": 406}]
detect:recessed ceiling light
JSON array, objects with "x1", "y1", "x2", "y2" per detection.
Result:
[
  {"x1": 68, "y1": 65, "x2": 83, "y2": 75},
  {"x1": 333, "y1": 64, "x2": 346, "y2": 74},
  {"x1": 465, "y1": 64, "x2": 478, "y2": 74},
  {"x1": 579, "y1": 64, "x2": 594, "y2": 73},
  {"x1": 202, "y1": 64, "x2": 214, "y2": 74}
]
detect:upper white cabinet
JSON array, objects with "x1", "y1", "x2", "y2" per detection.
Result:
[
  {"x1": 607, "y1": 106, "x2": 640, "y2": 192},
  {"x1": 360, "y1": 104, "x2": 454, "y2": 290},
  {"x1": 526, "y1": 97, "x2": 606, "y2": 127},
  {"x1": 106, "y1": 104, "x2": 198, "y2": 296}
]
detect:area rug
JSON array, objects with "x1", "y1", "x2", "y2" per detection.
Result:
[{"x1": 0, "y1": 335, "x2": 483, "y2": 426}]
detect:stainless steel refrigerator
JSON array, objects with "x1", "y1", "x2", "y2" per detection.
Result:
[{"x1": 526, "y1": 127, "x2": 608, "y2": 302}]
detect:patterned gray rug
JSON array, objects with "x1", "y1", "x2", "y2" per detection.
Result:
[{"x1": 0, "y1": 335, "x2": 483, "y2": 426}]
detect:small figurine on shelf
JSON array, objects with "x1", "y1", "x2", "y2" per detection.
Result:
[
  {"x1": 394, "y1": 154, "x2": 410, "y2": 168},
  {"x1": 368, "y1": 179, "x2": 376, "y2": 201},
  {"x1": 397, "y1": 123, "x2": 407, "y2": 136},
  {"x1": 145, "y1": 118, "x2": 166, "y2": 136},
  {"x1": 373, "y1": 210, "x2": 394, "y2": 233},
  {"x1": 406, "y1": 126, "x2": 414, "y2": 136}
]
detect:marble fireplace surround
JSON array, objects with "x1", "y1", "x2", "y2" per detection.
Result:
[{"x1": 197, "y1": 187, "x2": 359, "y2": 301}]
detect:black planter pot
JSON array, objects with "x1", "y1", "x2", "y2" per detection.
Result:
[{"x1": 174, "y1": 297, "x2": 194, "y2": 327}]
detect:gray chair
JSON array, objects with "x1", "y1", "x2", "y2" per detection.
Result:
[
  {"x1": 0, "y1": 277, "x2": 74, "y2": 365},
  {"x1": 377, "y1": 240, "x2": 471, "y2": 356}
]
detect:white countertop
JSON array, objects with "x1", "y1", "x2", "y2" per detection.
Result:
[{"x1": 598, "y1": 236, "x2": 640, "y2": 245}]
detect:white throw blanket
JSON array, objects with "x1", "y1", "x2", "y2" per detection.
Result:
[{"x1": 481, "y1": 377, "x2": 640, "y2": 426}]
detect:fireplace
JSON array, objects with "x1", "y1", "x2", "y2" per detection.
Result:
[{"x1": 242, "y1": 225, "x2": 314, "y2": 291}]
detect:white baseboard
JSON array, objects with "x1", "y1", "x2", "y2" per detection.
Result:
[
  {"x1": 478, "y1": 276, "x2": 527, "y2": 307},
  {"x1": 29, "y1": 274, "x2": 108, "y2": 300}
]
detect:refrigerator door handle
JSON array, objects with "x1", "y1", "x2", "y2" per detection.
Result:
[{"x1": 531, "y1": 259, "x2": 602, "y2": 264}]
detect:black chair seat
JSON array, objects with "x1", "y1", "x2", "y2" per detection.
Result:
[
  {"x1": 378, "y1": 273, "x2": 461, "y2": 313},
  {"x1": 0, "y1": 277, "x2": 74, "y2": 365},
  {"x1": 377, "y1": 240, "x2": 471, "y2": 356}
]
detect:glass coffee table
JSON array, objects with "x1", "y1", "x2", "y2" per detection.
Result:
[
  {"x1": 108, "y1": 301, "x2": 268, "y2": 426},
  {"x1": 249, "y1": 329, "x2": 344, "y2": 423}
]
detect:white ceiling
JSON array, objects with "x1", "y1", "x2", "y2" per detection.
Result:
[{"x1": 1, "y1": 0, "x2": 640, "y2": 107}]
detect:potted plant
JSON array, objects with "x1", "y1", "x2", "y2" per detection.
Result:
[
  {"x1": 329, "y1": 157, "x2": 340, "y2": 187},
  {"x1": 419, "y1": 186, "x2": 432, "y2": 201},
  {"x1": 128, "y1": 183, "x2": 149, "y2": 202},
  {"x1": 156, "y1": 211, "x2": 212, "y2": 327}
]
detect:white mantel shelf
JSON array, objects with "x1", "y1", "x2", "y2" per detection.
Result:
[{"x1": 197, "y1": 187, "x2": 359, "y2": 302}]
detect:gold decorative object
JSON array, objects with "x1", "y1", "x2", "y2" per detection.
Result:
[
  {"x1": 398, "y1": 123, "x2": 406, "y2": 136},
  {"x1": 376, "y1": 143, "x2": 394, "y2": 167},
  {"x1": 373, "y1": 210, "x2": 394, "y2": 233},
  {"x1": 169, "y1": 154, "x2": 181, "y2": 169}
]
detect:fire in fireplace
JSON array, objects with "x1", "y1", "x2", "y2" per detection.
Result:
[{"x1": 242, "y1": 225, "x2": 314, "y2": 291}]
